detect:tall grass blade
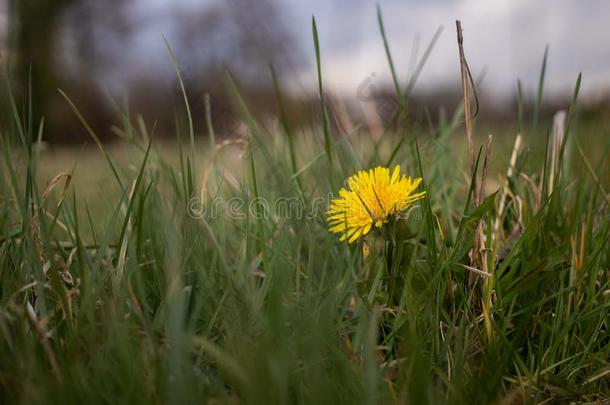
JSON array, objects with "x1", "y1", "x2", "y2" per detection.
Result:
[{"x1": 312, "y1": 16, "x2": 334, "y2": 185}]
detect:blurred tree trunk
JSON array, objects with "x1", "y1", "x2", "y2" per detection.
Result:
[{"x1": 9, "y1": 0, "x2": 74, "y2": 128}]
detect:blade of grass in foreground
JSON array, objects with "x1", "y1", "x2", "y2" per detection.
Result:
[
  {"x1": 414, "y1": 137, "x2": 438, "y2": 264},
  {"x1": 270, "y1": 63, "x2": 303, "y2": 194},
  {"x1": 558, "y1": 73, "x2": 582, "y2": 169},
  {"x1": 404, "y1": 26, "x2": 443, "y2": 99},
  {"x1": 59, "y1": 90, "x2": 125, "y2": 191},
  {"x1": 377, "y1": 4, "x2": 403, "y2": 106},
  {"x1": 249, "y1": 146, "x2": 269, "y2": 273},
  {"x1": 516, "y1": 79, "x2": 524, "y2": 136},
  {"x1": 116, "y1": 138, "x2": 153, "y2": 281},
  {"x1": 312, "y1": 16, "x2": 334, "y2": 188},
  {"x1": 532, "y1": 45, "x2": 549, "y2": 130},
  {"x1": 164, "y1": 36, "x2": 197, "y2": 174}
]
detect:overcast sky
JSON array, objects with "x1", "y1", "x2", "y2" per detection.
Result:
[
  {"x1": 3, "y1": 0, "x2": 610, "y2": 101},
  {"x1": 289, "y1": 0, "x2": 610, "y2": 100},
  {"x1": 126, "y1": 0, "x2": 610, "y2": 101}
]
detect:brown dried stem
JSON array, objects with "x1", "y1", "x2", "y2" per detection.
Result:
[{"x1": 456, "y1": 20, "x2": 476, "y2": 200}]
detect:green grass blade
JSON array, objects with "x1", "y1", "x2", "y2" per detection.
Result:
[
  {"x1": 312, "y1": 16, "x2": 334, "y2": 185},
  {"x1": 377, "y1": 4, "x2": 403, "y2": 104}
]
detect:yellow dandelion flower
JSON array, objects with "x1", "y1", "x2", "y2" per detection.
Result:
[{"x1": 326, "y1": 165, "x2": 426, "y2": 243}]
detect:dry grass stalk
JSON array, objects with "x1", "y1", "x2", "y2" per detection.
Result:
[
  {"x1": 456, "y1": 20, "x2": 476, "y2": 193},
  {"x1": 25, "y1": 302, "x2": 62, "y2": 383},
  {"x1": 479, "y1": 138, "x2": 492, "y2": 255},
  {"x1": 456, "y1": 23, "x2": 495, "y2": 337},
  {"x1": 479, "y1": 136, "x2": 494, "y2": 338},
  {"x1": 548, "y1": 110, "x2": 566, "y2": 195},
  {"x1": 456, "y1": 21, "x2": 485, "y2": 277},
  {"x1": 495, "y1": 134, "x2": 523, "y2": 238}
]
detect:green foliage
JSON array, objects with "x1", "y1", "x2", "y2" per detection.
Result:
[{"x1": 0, "y1": 11, "x2": 608, "y2": 405}]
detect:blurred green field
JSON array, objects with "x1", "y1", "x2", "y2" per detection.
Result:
[{"x1": 1, "y1": 16, "x2": 609, "y2": 405}]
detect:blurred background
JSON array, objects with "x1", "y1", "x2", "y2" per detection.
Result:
[{"x1": 1, "y1": 0, "x2": 609, "y2": 143}]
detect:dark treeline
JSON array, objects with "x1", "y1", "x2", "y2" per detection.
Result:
[{"x1": 3, "y1": 0, "x2": 303, "y2": 143}]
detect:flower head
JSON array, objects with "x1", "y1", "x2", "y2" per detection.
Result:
[{"x1": 326, "y1": 165, "x2": 425, "y2": 243}]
